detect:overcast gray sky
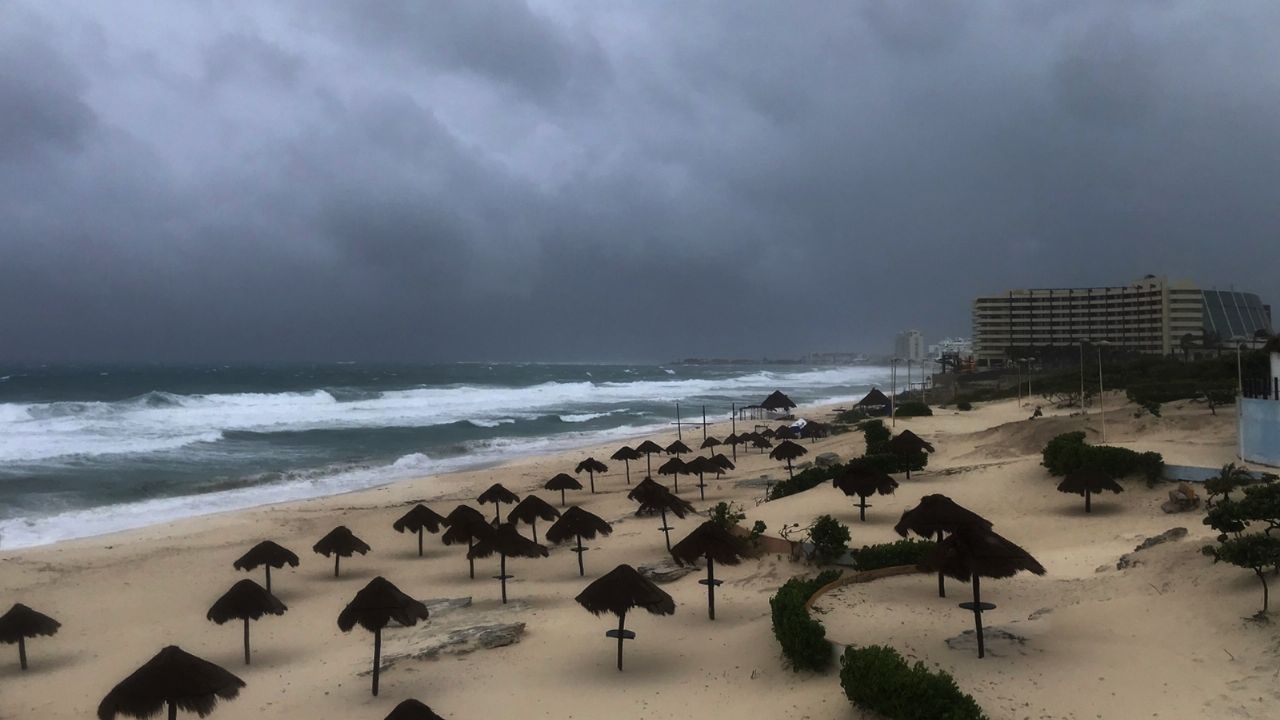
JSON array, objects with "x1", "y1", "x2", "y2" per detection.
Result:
[{"x1": 2, "y1": 1, "x2": 1278, "y2": 363}]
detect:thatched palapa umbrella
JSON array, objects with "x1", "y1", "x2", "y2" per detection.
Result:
[
  {"x1": 313, "y1": 526, "x2": 371, "y2": 578},
  {"x1": 441, "y1": 504, "x2": 496, "y2": 579},
  {"x1": 759, "y1": 390, "x2": 797, "y2": 414},
  {"x1": 611, "y1": 446, "x2": 643, "y2": 485},
  {"x1": 669, "y1": 521, "x2": 748, "y2": 620},
  {"x1": 700, "y1": 436, "x2": 721, "y2": 457},
  {"x1": 635, "y1": 440, "x2": 664, "y2": 475},
  {"x1": 507, "y1": 494, "x2": 560, "y2": 542},
  {"x1": 832, "y1": 462, "x2": 899, "y2": 522},
  {"x1": 575, "y1": 564, "x2": 675, "y2": 671},
  {"x1": 665, "y1": 440, "x2": 691, "y2": 457},
  {"x1": 1057, "y1": 469, "x2": 1124, "y2": 513},
  {"x1": 97, "y1": 645, "x2": 245, "y2": 720},
  {"x1": 393, "y1": 504, "x2": 448, "y2": 557},
  {"x1": 773, "y1": 425, "x2": 797, "y2": 440},
  {"x1": 722, "y1": 433, "x2": 741, "y2": 460},
  {"x1": 657, "y1": 456, "x2": 688, "y2": 494},
  {"x1": 751, "y1": 435, "x2": 773, "y2": 453},
  {"x1": 545, "y1": 506, "x2": 613, "y2": 576},
  {"x1": 801, "y1": 421, "x2": 829, "y2": 443},
  {"x1": 857, "y1": 387, "x2": 891, "y2": 416},
  {"x1": 544, "y1": 472, "x2": 583, "y2": 507},
  {"x1": 895, "y1": 494, "x2": 994, "y2": 598},
  {"x1": 711, "y1": 453, "x2": 735, "y2": 472},
  {"x1": 0, "y1": 603, "x2": 60, "y2": 671},
  {"x1": 338, "y1": 576, "x2": 429, "y2": 696},
  {"x1": 233, "y1": 540, "x2": 299, "y2": 594},
  {"x1": 575, "y1": 457, "x2": 609, "y2": 494},
  {"x1": 888, "y1": 430, "x2": 935, "y2": 479},
  {"x1": 921, "y1": 528, "x2": 1046, "y2": 658},
  {"x1": 468, "y1": 523, "x2": 549, "y2": 603},
  {"x1": 206, "y1": 580, "x2": 286, "y2": 665},
  {"x1": 385, "y1": 699, "x2": 446, "y2": 720},
  {"x1": 684, "y1": 455, "x2": 720, "y2": 501},
  {"x1": 477, "y1": 483, "x2": 520, "y2": 524},
  {"x1": 628, "y1": 477, "x2": 695, "y2": 551},
  {"x1": 769, "y1": 439, "x2": 808, "y2": 479}
]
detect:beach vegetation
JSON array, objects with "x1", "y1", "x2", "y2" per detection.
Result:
[
  {"x1": 894, "y1": 401, "x2": 933, "y2": 417},
  {"x1": 1202, "y1": 477, "x2": 1280, "y2": 613},
  {"x1": 839, "y1": 645, "x2": 988, "y2": 720},
  {"x1": 956, "y1": 401, "x2": 973, "y2": 411},
  {"x1": 807, "y1": 514, "x2": 851, "y2": 565},
  {"x1": 849, "y1": 538, "x2": 937, "y2": 571},
  {"x1": 859, "y1": 419, "x2": 892, "y2": 453},
  {"x1": 1204, "y1": 534, "x2": 1280, "y2": 614},
  {"x1": 1040, "y1": 432, "x2": 1163, "y2": 483},
  {"x1": 768, "y1": 570, "x2": 841, "y2": 672},
  {"x1": 766, "y1": 462, "x2": 846, "y2": 500}
]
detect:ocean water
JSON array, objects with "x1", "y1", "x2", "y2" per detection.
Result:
[{"x1": 0, "y1": 362, "x2": 890, "y2": 549}]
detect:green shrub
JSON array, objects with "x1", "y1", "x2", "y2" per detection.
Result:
[
  {"x1": 840, "y1": 645, "x2": 987, "y2": 720},
  {"x1": 1040, "y1": 432, "x2": 1164, "y2": 482},
  {"x1": 956, "y1": 401, "x2": 973, "y2": 411},
  {"x1": 767, "y1": 462, "x2": 845, "y2": 501},
  {"x1": 850, "y1": 538, "x2": 937, "y2": 571},
  {"x1": 835, "y1": 407, "x2": 870, "y2": 423},
  {"x1": 769, "y1": 570, "x2": 841, "y2": 672},
  {"x1": 895, "y1": 401, "x2": 933, "y2": 417},
  {"x1": 809, "y1": 515, "x2": 851, "y2": 565},
  {"x1": 859, "y1": 419, "x2": 891, "y2": 453}
]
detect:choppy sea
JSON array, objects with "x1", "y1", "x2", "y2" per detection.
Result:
[{"x1": 0, "y1": 362, "x2": 890, "y2": 549}]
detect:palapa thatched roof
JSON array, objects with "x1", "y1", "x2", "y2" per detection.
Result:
[
  {"x1": 711, "y1": 453, "x2": 735, "y2": 471},
  {"x1": 233, "y1": 541, "x2": 299, "y2": 572},
  {"x1": 206, "y1": 580, "x2": 286, "y2": 625},
  {"x1": 575, "y1": 457, "x2": 608, "y2": 474},
  {"x1": 669, "y1": 521, "x2": 748, "y2": 566},
  {"x1": 700, "y1": 437, "x2": 721, "y2": 450},
  {"x1": 627, "y1": 476, "x2": 668, "y2": 502},
  {"x1": 97, "y1": 646, "x2": 245, "y2": 720},
  {"x1": 769, "y1": 439, "x2": 808, "y2": 462},
  {"x1": 857, "y1": 387, "x2": 891, "y2": 407},
  {"x1": 628, "y1": 478, "x2": 695, "y2": 518},
  {"x1": 0, "y1": 603, "x2": 60, "y2": 644},
  {"x1": 832, "y1": 464, "x2": 899, "y2": 498},
  {"x1": 313, "y1": 526, "x2": 371, "y2": 558},
  {"x1": 477, "y1": 483, "x2": 519, "y2": 507},
  {"x1": 773, "y1": 425, "x2": 797, "y2": 440},
  {"x1": 657, "y1": 456, "x2": 688, "y2": 477},
  {"x1": 385, "y1": 699, "x2": 446, "y2": 720},
  {"x1": 575, "y1": 564, "x2": 675, "y2": 618},
  {"x1": 1057, "y1": 470, "x2": 1124, "y2": 496},
  {"x1": 544, "y1": 473, "x2": 583, "y2": 492},
  {"x1": 759, "y1": 428, "x2": 776, "y2": 439},
  {"x1": 611, "y1": 446, "x2": 643, "y2": 462},
  {"x1": 441, "y1": 505, "x2": 496, "y2": 546},
  {"x1": 393, "y1": 504, "x2": 447, "y2": 535},
  {"x1": 894, "y1": 494, "x2": 993, "y2": 539},
  {"x1": 751, "y1": 436, "x2": 774, "y2": 450},
  {"x1": 921, "y1": 527, "x2": 1047, "y2": 582},
  {"x1": 545, "y1": 506, "x2": 613, "y2": 544},
  {"x1": 507, "y1": 495, "x2": 561, "y2": 525},
  {"x1": 337, "y1": 576, "x2": 429, "y2": 634},
  {"x1": 467, "y1": 523, "x2": 549, "y2": 560},
  {"x1": 665, "y1": 440, "x2": 692, "y2": 455},
  {"x1": 889, "y1": 429, "x2": 935, "y2": 453},
  {"x1": 759, "y1": 390, "x2": 797, "y2": 411},
  {"x1": 685, "y1": 455, "x2": 721, "y2": 477},
  {"x1": 722, "y1": 433, "x2": 741, "y2": 446},
  {"x1": 636, "y1": 440, "x2": 664, "y2": 455},
  {"x1": 801, "y1": 422, "x2": 829, "y2": 439}
]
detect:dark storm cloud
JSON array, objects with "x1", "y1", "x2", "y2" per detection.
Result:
[{"x1": 2, "y1": 1, "x2": 1279, "y2": 363}]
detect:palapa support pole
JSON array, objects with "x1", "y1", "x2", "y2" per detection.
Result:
[
  {"x1": 372, "y1": 627, "x2": 382, "y2": 696},
  {"x1": 493, "y1": 506, "x2": 501, "y2": 524},
  {"x1": 937, "y1": 531, "x2": 946, "y2": 598},
  {"x1": 334, "y1": 554, "x2": 340, "y2": 578},
  {"x1": 418, "y1": 528, "x2": 424, "y2": 556},
  {"x1": 699, "y1": 555, "x2": 724, "y2": 620},
  {"x1": 1085, "y1": 489, "x2": 1092, "y2": 513},
  {"x1": 559, "y1": 488, "x2": 567, "y2": 506},
  {"x1": 659, "y1": 508, "x2": 673, "y2": 551},
  {"x1": 497, "y1": 553, "x2": 511, "y2": 604},
  {"x1": 958, "y1": 575, "x2": 996, "y2": 659},
  {"x1": 530, "y1": 519, "x2": 539, "y2": 543},
  {"x1": 18, "y1": 636, "x2": 27, "y2": 671},
  {"x1": 603, "y1": 609, "x2": 634, "y2": 671},
  {"x1": 574, "y1": 534, "x2": 586, "y2": 576},
  {"x1": 676, "y1": 402, "x2": 682, "y2": 441},
  {"x1": 702, "y1": 406, "x2": 707, "y2": 441},
  {"x1": 243, "y1": 617, "x2": 251, "y2": 665},
  {"x1": 697, "y1": 475, "x2": 706, "y2": 501},
  {"x1": 468, "y1": 538, "x2": 476, "y2": 579},
  {"x1": 857, "y1": 497, "x2": 869, "y2": 522},
  {"x1": 646, "y1": 453, "x2": 652, "y2": 476},
  {"x1": 589, "y1": 470, "x2": 596, "y2": 494},
  {"x1": 168, "y1": 701, "x2": 177, "y2": 720},
  {"x1": 624, "y1": 458, "x2": 631, "y2": 485},
  {"x1": 265, "y1": 566, "x2": 272, "y2": 594}
]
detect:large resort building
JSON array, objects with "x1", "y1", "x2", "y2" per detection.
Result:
[{"x1": 972, "y1": 276, "x2": 1272, "y2": 367}]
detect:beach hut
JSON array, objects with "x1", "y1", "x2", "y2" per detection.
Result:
[
  {"x1": 441, "y1": 505, "x2": 496, "y2": 580},
  {"x1": 544, "y1": 472, "x2": 583, "y2": 507},
  {"x1": 895, "y1": 494, "x2": 994, "y2": 598},
  {"x1": 628, "y1": 477, "x2": 695, "y2": 551},
  {"x1": 312, "y1": 526, "x2": 371, "y2": 578},
  {"x1": 506, "y1": 494, "x2": 560, "y2": 542},
  {"x1": 97, "y1": 645, "x2": 245, "y2": 720},
  {"x1": 232, "y1": 540, "x2": 299, "y2": 594},
  {"x1": 1057, "y1": 469, "x2": 1124, "y2": 513},
  {"x1": 760, "y1": 390, "x2": 797, "y2": 415},
  {"x1": 832, "y1": 462, "x2": 899, "y2": 522},
  {"x1": 610, "y1": 446, "x2": 644, "y2": 485},
  {"x1": 385, "y1": 699, "x2": 446, "y2": 720},
  {"x1": 0, "y1": 603, "x2": 60, "y2": 671},
  {"x1": 337, "y1": 576, "x2": 429, "y2": 696},
  {"x1": 635, "y1": 440, "x2": 664, "y2": 475},
  {"x1": 657, "y1": 456, "x2": 689, "y2": 494},
  {"x1": 575, "y1": 564, "x2": 675, "y2": 671},
  {"x1": 769, "y1": 440, "x2": 808, "y2": 479},
  {"x1": 206, "y1": 580, "x2": 287, "y2": 665},
  {"x1": 575, "y1": 457, "x2": 609, "y2": 494},
  {"x1": 669, "y1": 521, "x2": 749, "y2": 620},
  {"x1": 467, "y1": 523, "x2": 549, "y2": 604},
  {"x1": 856, "y1": 388, "x2": 891, "y2": 417},
  {"x1": 922, "y1": 527, "x2": 1046, "y2": 658},
  {"x1": 392, "y1": 504, "x2": 448, "y2": 557},
  {"x1": 477, "y1": 483, "x2": 520, "y2": 524},
  {"x1": 545, "y1": 506, "x2": 614, "y2": 576}
]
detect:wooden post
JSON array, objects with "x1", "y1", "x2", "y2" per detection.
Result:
[
  {"x1": 243, "y1": 618, "x2": 251, "y2": 665},
  {"x1": 372, "y1": 627, "x2": 382, "y2": 696}
]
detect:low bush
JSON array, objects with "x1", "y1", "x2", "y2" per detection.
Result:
[
  {"x1": 1040, "y1": 431, "x2": 1163, "y2": 482},
  {"x1": 808, "y1": 514, "x2": 851, "y2": 565},
  {"x1": 840, "y1": 645, "x2": 987, "y2": 720},
  {"x1": 850, "y1": 538, "x2": 937, "y2": 571},
  {"x1": 767, "y1": 462, "x2": 845, "y2": 501},
  {"x1": 859, "y1": 419, "x2": 892, "y2": 453},
  {"x1": 956, "y1": 401, "x2": 973, "y2": 411},
  {"x1": 769, "y1": 570, "x2": 841, "y2": 672},
  {"x1": 895, "y1": 401, "x2": 933, "y2": 417}
]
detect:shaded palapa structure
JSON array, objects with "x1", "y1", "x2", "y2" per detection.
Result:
[
  {"x1": 635, "y1": 440, "x2": 664, "y2": 476},
  {"x1": 206, "y1": 579, "x2": 287, "y2": 665},
  {"x1": 921, "y1": 527, "x2": 1046, "y2": 658},
  {"x1": 769, "y1": 439, "x2": 808, "y2": 479},
  {"x1": 751, "y1": 435, "x2": 773, "y2": 453},
  {"x1": 1057, "y1": 469, "x2": 1124, "y2": 513},
  {"x1": 575, "y1": 564, "x2": 675, "y2": 671},
  {"x1": 856, "y1": 387, "x2": 892, "y2": 416},
  {"x1": 773, "y1": 425, "x2": 798, "y2": 440},
  {"x1": 664, "y1": 439, "x2": 692, "y2": 457},
  {"x1": 385, "y1": 699, "x2": 446, "y2": 720},
  {"x1": 468, "y1": 522, "x2": 549, "y2": 603},
  {"x1": 575, "y1": 457, "x2": 609, "y2": 494},
  {"x1": 507, "y1": 494, "x2": 560, "y2": 542},
  {"x1": 313, "y1": 526, "x2": 371, "y2": 578},
  {"x1": 97, "y1": 645, "x2": 245, "y2": 720},
  {"x1": 545, "y1": 506, "x2": 614, "y2": 576},
  {"x1": 657, "y1": 456, "x2": 689, "y2": 494},
  {"x1": 477, "y1": 483, "x2": 520, "y2": 524},
  {"x1": 722, "y1": 432, "x2": 742, "y2": 460},
  {"x1": 684, "y1": 455, "x2": 721, "y2": 501},
  {"x1": 441, "y1": 504, "x2": 497, "y2": 580},
  {"x1": 628, "y1": 477, "x2": 695, "y2": 551},
  {"x1": 888, "y1": 430, "x2": 935, "y2": 479},
  {"x1": 711, "y1": 453, "x2": 735, "y2": 472},
  {"x1": 759, "y1": 390, "x2": 797, "y2": 414},
  {"x1": 669, "y1": 521, "x2": 749, "y2": 620},
  {"x1": 338, "y1": 576, "x2": 429, "y2": 696},
  {"x1": 232, "y1": 540, "x2": 299, "y2": 594},
  {"x1": 611, "y1": 445, "x2": 644, "y2": 485},
  {"x1": 700, "y1": 436, "x2": 721, "y2": 457},
  {"x1": 393, "y1": 504, "x2": 448, "y2": 557},
  {"x1": 895, "y1": 494, "x2": 994, "y2": 598},
  {"x1": 832, "y1": 462, "x2": 900, "y2": 522},
  {"x1": 544, "y1": 472, "x2": 584, "y2": 507},
  {"x1": 800, "y1": 421, "x2": 829, "y2": 443},
  {"x1": 0, "y1": 603, "x2": 60, "y2": 671}
]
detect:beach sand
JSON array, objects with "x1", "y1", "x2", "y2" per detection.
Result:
[{"x1": 3, "y1": 395, "x2": 1277, "y2": 719}]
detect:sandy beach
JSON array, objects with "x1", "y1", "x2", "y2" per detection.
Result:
[{"x1": 3, "y1": 394, "x2": 1276, "y2": 720}]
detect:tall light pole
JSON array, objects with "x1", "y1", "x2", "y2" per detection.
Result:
[
  {"x1": 906, "y1": 359, "x2": 913, "y2": 404},
  {"x1": 1230, "y1": 335, "x2": 1248, "y2": 396},
  {"x1": 1020, "y1": 357, "x2": 1034, "y2": 406},
  {"x1": 890, "y1": 357, "x2": 901, "y2": 427},
  {"x1": 1078, "y1": 338, "x2": 1090, "y2": 415},
  {"x1": 1096, "y1": 341, "x2": 1111, "y2": 443}
]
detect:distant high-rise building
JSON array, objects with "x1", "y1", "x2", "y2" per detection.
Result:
[{"x1": 894, "y1": 330, "x2": 924, "y2": 362}]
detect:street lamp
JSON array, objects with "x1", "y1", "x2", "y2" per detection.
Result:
[
  {"x1": 1020, "y1": 357, "x2": 1034, "y2": 406},
  {"x1": 1230, "y1": 335, "x2": 1248, "y2": 396},
  {"x1": 1078, "y1": 338, "x2": 1090, "y2": 416},
  {"x1": 890, "y1": 357, "x2": 902, "y2": 427},
  {"x1": 1095, "y1": 341, "x2": 1111, "y2": 443}
]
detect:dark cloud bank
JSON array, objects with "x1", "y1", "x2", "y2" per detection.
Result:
[{"x1": 2, "y1": 1, "x2": 1278, "y2": 363}]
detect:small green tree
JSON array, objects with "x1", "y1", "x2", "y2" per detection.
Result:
[
  {"x1": 1205, "y1": 534, "x2": 1280, "y2": 614},
  {"x1": 859, "y1": 419, "x2": 891, "y2": 454},
  {"x1": 807, "y1": 515, "x2": 851, "y2": 565}
]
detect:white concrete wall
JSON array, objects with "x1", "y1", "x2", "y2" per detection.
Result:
[{"x1": 1241, "y1": 397, "x2": 1280, "y2": 467}]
